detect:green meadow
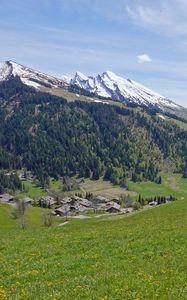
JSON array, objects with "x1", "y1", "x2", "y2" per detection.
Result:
[
  {"x1": 16, "y1": 180, "x2": 47, "y2": 199},
  {"x1": 0, "y1": 198, "x2": 187, "y2": 300},
  {"x1": 128, "y1": 173, "x2": 187, "y2": 199},
  {"x1": 16, "y1": 173, "x2": 187, "y2": 202}
]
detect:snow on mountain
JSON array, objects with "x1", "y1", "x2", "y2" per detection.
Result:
[
  {"x1": 61, "y1": 74, "x2": 73, "y2": 85},
  {"x1": 66, "y1": 70, "x2": 182, "y2": 110},
  {"x1": 0, "y1": 60, "x2": 184, "y2": 111},
  {"x1": 0, "y1": 61, "x2": 67, "y2": 89}
]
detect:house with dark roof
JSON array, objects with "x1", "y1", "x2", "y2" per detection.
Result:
[
  {"x1": 54, "y1": 205, "x2": 70, "y2": 216},
  {"x1": 105, "y1": 201, "x2": 121, "y2": 213},
  {"x1": 40, "y1": 196, "x2": 56, "y2": 207}
]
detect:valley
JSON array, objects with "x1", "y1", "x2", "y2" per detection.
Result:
[
  {"x1": 0, "y1": 61, "x2": 186, "y2": 300},
  {"x1": 15, "y1": 172, "x2": 187, "y2": 201},
  {"x1": 1, "y1": 1, "x2": 187, "y2": 299}
]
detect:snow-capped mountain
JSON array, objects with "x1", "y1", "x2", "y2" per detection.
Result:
[
  {"x1": 0, "y1": 60, "x2": 184, "y2": 111},
  {"x1": 66, "y1": 70, "x2": 182, "y2": 110},
  {"x1": 0, "y1": 61, "x2": 67, "y2": 89}
]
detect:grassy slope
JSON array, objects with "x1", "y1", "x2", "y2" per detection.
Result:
[
  {"x1": 168, "y1": 118, "x2": 187, "y2": 130},
  {"x1": 16, "y1": 180, "x2": 47, "y2": 199},
  {"x1": 0, "y1": 200, "x2": 186, "y2": 299},
  {"x1": 64, "y1": 178, "x2": 137, "y2": 199},
  {"x1": 50, "y1": 179, "x2": 62, "y2": 192},
  {"x1": 128, "y1": 173, "x2": 187, "y2": 199},
  {"x1": 0, "y1": 204, "x2": 55, "y2": 230},
  {"x1": 43, "y1": 87, "x2": 124, "y2": 107},
  {"x1": 159, "y1": 114, "x2": 187, "y2": 130},
  {"x1": 16, "y1": 173, "x2": 187, "y2": 202}
]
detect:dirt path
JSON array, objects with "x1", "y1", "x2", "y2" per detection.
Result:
[{"x1": 58, "y1": 221, "x2": 69, "y2": 226}]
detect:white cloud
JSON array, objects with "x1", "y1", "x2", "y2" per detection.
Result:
[
  {"x1": 126, "y1": 5, "x2": 170, "y2": 27},
  {"x1": 137, "y1": 54, "x2": 152, "y2": 64},
  {"x1": 126, "y1": 1, "x2": 187, "y2": 36}
]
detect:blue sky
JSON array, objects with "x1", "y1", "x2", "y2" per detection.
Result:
[{"x1": 0, "y1": 0, "x2": 187, "y2": 107}]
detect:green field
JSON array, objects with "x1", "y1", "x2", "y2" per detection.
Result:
[
  {"x1": 128, "y1": 173, "x2": 187, "y2": 199},
  {"x1": 70, "y1": 178, "x2": 137, "y2": 199},
  {"x1": 0, "y1": 199, "x2": 186, "y2": 300},
  {"x1": 16, "y1": 180, "x2": 47, "y2": 199},
  {"x1": 50, "y1": 179, "x2": 63, "y2": 192},
  {"x1": 0, "y1": 204, "x2": 59, "y2": 230},
  {"x1": 16, "y1": 173, "x2": 187, "y2": 203}
]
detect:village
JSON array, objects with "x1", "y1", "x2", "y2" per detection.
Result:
[{"x1": 0, "y1": 189, "x2": 175, "y2": 220}]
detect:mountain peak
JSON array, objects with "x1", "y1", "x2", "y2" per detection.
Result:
[
  {"x1": 0, "y1": 60, "x2": 184, "y2": 111},
  {"x1": 0, "y1": 60, "x2": 68, "y2": 89},
  {"x1": 75, "y1": 71, "x2": 88, "y2": 80},
  {"x1": 103, "y1": 70, "x2": 119, "y2": 80},
  {"x1": 104, "y1": 70, "x2": 116, "y2": 77},
  {"x1": 67, "y1": 70, "x2": 182, "y2": 111}
]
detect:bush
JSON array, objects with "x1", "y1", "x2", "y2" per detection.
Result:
[{"x1": 132, "y1": 202, "x2": 141, "y2": 211}]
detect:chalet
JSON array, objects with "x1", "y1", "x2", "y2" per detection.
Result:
[
  {"x1": 70, "y1": 196, "x2": 92, "y2": 207},
  {"x1": 111, "y1": 196, "x2": 120, "y2": 204},
  {"x1": 60, "y1": 197, "x2": 72, "y2": 205},
  {"x1": 54, "y1": 205, "x2": 70, "y2": 216},
  {"x1": 105, "y1": 201, "x2": 121, "y2": 213},
  {"x1": 94, "y1": 203, "x2": 106, "y2": 211},
  {"x1": 149, "y1": 201, "x2": 157, "y2": 206},
  {"x1": 94, "y1": 195, "x2": 108, "y2": 203},
  {"x1": 105, "y1": 201, "x2": 119, "y2": 207},
  {"x1": 48, "y1": 210, "x2": 57, "y2": 216},
  {"x1": 166, "y1": 195, "x2": 173, "y2": 202},
  {"x1": 22, "y1": 197, "x2": 33, "y2": 205},
  {"x1": 78, "y1": 198, "x2": 92, "y2": 208},
  {"x1": 121, "y1": 207, "x2": 134, "y2": 213},
  {"x1": 71, "y1": 195, "x2": 82, "y2": 201},
  {"x1": 0, "y1": 193, "x2": 14, "y2": 203},
  {"x1": 40, "y1": 196, "x2": 56, "y2": 207},
  {"x1": 70, "y1": 204, "x2": 88, "y2": 213}
]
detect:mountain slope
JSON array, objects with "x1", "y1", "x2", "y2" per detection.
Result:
[
  {"x1": 0, "y1": 61, "x2": 67, "y2": 89},
  {"x1": 0, "y1": 60, "x2": 186, "y2": 118},
  {"x1": 67, "y1": 70, "x2": 183, "y2": 111},
  {"x1": 0, "y1": 77, "x2": 186, "y2": 186}
]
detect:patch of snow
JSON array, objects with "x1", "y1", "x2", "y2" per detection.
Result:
[
  {"x1": 0, "y1": 61, "x2": 12, "y2": 81},
  {"x1": 158, "y1": 114, "x2": 166, "y2": 120},
  {"x1": 61, "y1": 74, "x2": 73, "y2": 84},
  {"x1": 21, "y1": 78, "x2": 41, "y2": 89},
  {"x1": 93, "y1": 99, "x2": 103, "y2": 103}
]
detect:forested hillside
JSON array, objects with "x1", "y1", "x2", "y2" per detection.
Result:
[{"x1": 0, "y1": 77, "x2": 186, "y2": 186}]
